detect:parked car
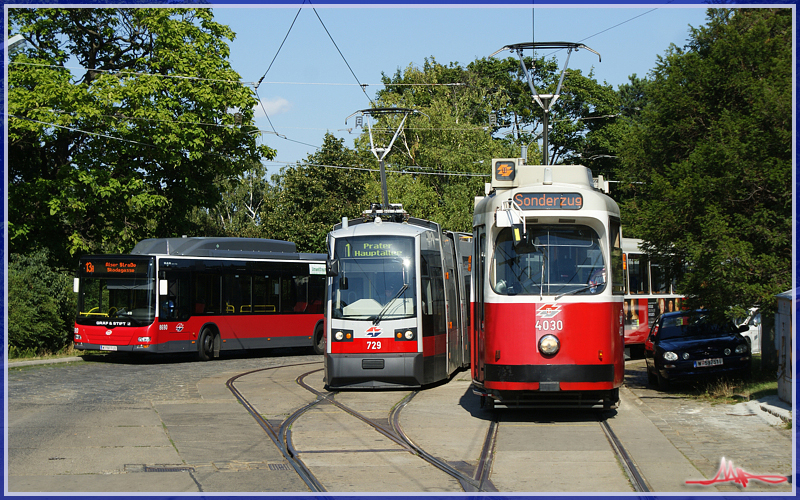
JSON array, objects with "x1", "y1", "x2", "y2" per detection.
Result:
[{"x1": 645, "y1": 310, "x2": 751, "y2": 390}]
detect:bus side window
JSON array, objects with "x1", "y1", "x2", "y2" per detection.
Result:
[{"x1": 162, "y1": 271, "x2": 190, "y2": 321}]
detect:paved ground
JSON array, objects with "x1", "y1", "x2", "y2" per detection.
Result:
[{"x1": 5, "y1": 352, "x2": 795, "y2": 494}]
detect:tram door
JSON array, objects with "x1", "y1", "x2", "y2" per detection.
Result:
[
  {"x1": 473, "y1": 226, "x2": 486, "y2": 383},
  {"x1": 442, "y1": 236, "x2": 459, "y2": 374}
]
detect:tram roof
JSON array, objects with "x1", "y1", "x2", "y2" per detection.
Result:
[
  {"x1": 477, "y1": 162, "x2": 620, "y2": 217},
  {"x1": 331, "y1": 217, "x2": 439, "y2": 238},
  {"x1": 130, "y1": 237, "x2": 320, "y2": 260}
]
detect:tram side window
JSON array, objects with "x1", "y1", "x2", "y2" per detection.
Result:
[
  {"x1": 650, "y1": 259, "x2": 669, "y2": 294},
  {"x1": 628, "y1": 254, "x2": 650, "y2": 294},
  {"x1": 610, "y1": 219, "x2": 625, "y2": 295},
  {"x1": 193, "y1": 274, "x2": 221, "y2": 315},
  {"x1": 421, "y1": 251, "x2": 446, "y2": 337}
]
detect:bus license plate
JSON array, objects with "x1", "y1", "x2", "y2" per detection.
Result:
[
  {"x1": 694, "y1": 358, "x2": 722, "y2": 367},
  {"x1": 100, "y1": 345, "x2": 118, "y2": 351}
]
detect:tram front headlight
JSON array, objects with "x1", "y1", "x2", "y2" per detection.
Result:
[
  {"x1": 538, "y1": 334, "x2": 560, "y2": 356},
  {"x1": 404, "y1": 330, "x2": 415, "y2": 340},
  {"x1": 334, "y1": 331, "x2": 344, "y2": 341}
]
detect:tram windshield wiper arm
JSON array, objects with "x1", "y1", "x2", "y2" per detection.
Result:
[
  {"x1": 554, "y1": 285, "x2": 593, "y2": 300},
  {"x1": 373, "y1": 283, "x2": 408, "y2": 325}
]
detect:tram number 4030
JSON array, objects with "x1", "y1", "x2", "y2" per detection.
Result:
[
  {"x1": 366, "y1": 341, "x2": 383, "y2": 350},
  {"x1": 536, "y1": 320, "x2": 564, "y2": 331}
]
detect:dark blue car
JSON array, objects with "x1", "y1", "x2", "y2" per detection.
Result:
[{"x1": 644, "y1": 310, "x2": 751, "y2": 390}]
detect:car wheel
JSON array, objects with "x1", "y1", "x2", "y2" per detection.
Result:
[
  {"x1": 646, "y1": 366, "x2": 658, "y2": 387},
  {"x1": 656, "y1": 370, "x2": 670, "y2": 390}
]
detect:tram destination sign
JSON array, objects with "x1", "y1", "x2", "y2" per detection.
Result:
[
  {"x1": 339, "y1": 237, "x2": 412, "y2": 259},
  {"x1": 513, "y1": 192, "x2": 583, "y2": 210}
]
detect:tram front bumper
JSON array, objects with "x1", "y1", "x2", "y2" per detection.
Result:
[{"x1": 325, "y1": 352, "x2": 424, "y2": 389}]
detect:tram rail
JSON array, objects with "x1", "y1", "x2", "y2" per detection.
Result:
[{"x1": 227, "y1": 362, "x2": 649, "y2": 494}]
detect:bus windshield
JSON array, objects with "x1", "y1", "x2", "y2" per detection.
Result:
[
  {"x1": 492, "y1": 225, "x2": 606, "y2": 296},
  {"x1": 76, "y1": 257, "x2": 156, "y2": 327},
  {"x1": 331, "y1": 236, "x2": 417, "y2": 321}
]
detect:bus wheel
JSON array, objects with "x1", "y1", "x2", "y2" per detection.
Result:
[
  {"x1": 198, "y1": 329, "x2": 216, "y2": 361},
  {"x1": 312, "y1": 324, "x2": 325, "y2": 355}
]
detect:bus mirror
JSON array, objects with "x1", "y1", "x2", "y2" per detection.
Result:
[
  {"x1": 159, "y1": 279, "x2": 169, "y2": 296},
  {"x1": 73, "y1": 278, "x2": 80, "y2": 293},
  {"x1": 327, "y1": 259, "x2": 339, "y2": 277}
]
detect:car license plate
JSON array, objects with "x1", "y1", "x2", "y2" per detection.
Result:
[
  {"x1": 694, "y1": 358, "x2": 722, "y2": 367},
  {"x1": 100, "y1": 345, "x2": 118, "y2": 351}
]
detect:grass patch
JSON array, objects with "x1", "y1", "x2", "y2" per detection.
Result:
[
  {"x1": 674, "y1": 354, "x2": 779, "y2": 404},
  {"x1": 8, "y1": 343, "x2": 84, "y2": 361}
]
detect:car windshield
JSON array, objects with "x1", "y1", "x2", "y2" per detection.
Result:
[{"x1": 658, "y1": 313, "x2": 737, "y2": 340}]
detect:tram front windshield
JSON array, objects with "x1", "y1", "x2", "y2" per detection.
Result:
[
  {"x1": 492, "y1": 225, "x2": 606, "y2": 296},
  {"x1": 76, "y1": 256, "x2": 156, "y2": 326},
  {"x1": 331, "y1": 236, "x2": 417, "y2": 321}
]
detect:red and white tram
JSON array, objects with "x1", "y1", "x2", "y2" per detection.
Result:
[
  {"x1": 325, "y1": 205, "x2": 472, "y2": 389},
  {"x1": 471, "y1": 159, "x2": 625, "y2": 409}
]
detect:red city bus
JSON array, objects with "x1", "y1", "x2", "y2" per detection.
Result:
[{"x1": 74, "y1": 237, "x2": 326, "y2": 360}]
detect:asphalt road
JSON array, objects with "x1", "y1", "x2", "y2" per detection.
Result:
[{"x1": 5, "y1": 350, "x2": 794, "y2": 494}]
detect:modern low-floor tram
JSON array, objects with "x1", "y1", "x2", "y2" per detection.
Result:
[
  {"x1": 325, "y1": 206, "x2": 472, "y2": 389},
  {"x1": 471, "y1": 159, "x2": 625, "y2": 409}
]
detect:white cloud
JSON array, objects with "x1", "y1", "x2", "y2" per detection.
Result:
[{"x1": 254, "y1": 97, "x2": 292, "y2": 117}]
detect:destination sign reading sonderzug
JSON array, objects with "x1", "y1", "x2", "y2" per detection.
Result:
[{"x1": 513, "y1": 192, "x2": 583, "y2": 210}]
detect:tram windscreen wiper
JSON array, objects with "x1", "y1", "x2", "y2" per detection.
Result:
[
  {"x1": 554, "y1": 284, "x2": 593, "y2": 300},
  {"x1": 372, "y1": 283, "x2": 408, "y2": 325}
]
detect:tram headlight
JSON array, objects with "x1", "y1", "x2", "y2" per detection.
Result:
[
  {"x1": 404, "y1": 330, "x2": 414, "y2": 340},
  {"x1": 334, "y1": 331, "x2": 344, "y2": 341},
  {"x1": 663, "y1": 351, "x2": 678, "y2": 362},
  {"x1": 538, "y1": 334, "x2": 560, "y2": 356}
]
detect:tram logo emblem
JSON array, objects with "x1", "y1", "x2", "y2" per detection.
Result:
[
  {"x1": 537, "y1": 304, "x2": 562, "y2": 319},
  {"x1": 365, "y1": 326, "x2": 383, "y2": 337}
]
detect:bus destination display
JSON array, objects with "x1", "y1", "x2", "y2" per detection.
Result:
[{"x1": 84, "y1": 259, "x2": 149, "y2": 276}]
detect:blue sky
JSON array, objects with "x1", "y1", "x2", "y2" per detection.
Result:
[{"x1": 210, "y1": 5, "x2": 712, "y2": 174}]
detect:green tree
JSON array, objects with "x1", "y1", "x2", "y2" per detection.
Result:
[
  {"x1": 8, "y1": 8, "x2": 274, "y2": 267},
  {"x1": 615, "y1": 8, "x2": 792, "y2": 318},
  {"x1": 8, "y1": 249, "x2": 77, "y2": 356},
  {"x1": 261, "y1": 134, "x2": 370, "y2": 253}
]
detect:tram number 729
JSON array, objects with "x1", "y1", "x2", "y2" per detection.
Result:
[
  {"x1": 536, "y1": 320, "x2": 564, "y2": 331},
  {"x1": 366, "y1": 340, "x2": 383, "y2": 350}
]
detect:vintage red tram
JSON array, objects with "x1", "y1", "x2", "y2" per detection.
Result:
[{"x1": 471, "y1": 159, "x2": 625, "y2": 409}]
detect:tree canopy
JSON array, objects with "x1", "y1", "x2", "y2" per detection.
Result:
[
  {"x1": 615, "y1": 8, "x2": 792, "y2": 317},
  {"x1": 8, "y1": 8, "x2": 273, "y2": 267}
]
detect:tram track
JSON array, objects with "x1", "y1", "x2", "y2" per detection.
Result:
[
  {"x1": 228, "y1": 363, "x2": 501, "y2": 493},
  {"x1": 599, "y1": 413, "x2": 652, "y2": 493},
  {"x1": 228, "y1": 363, "x2": 648, "y2": 493}
]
